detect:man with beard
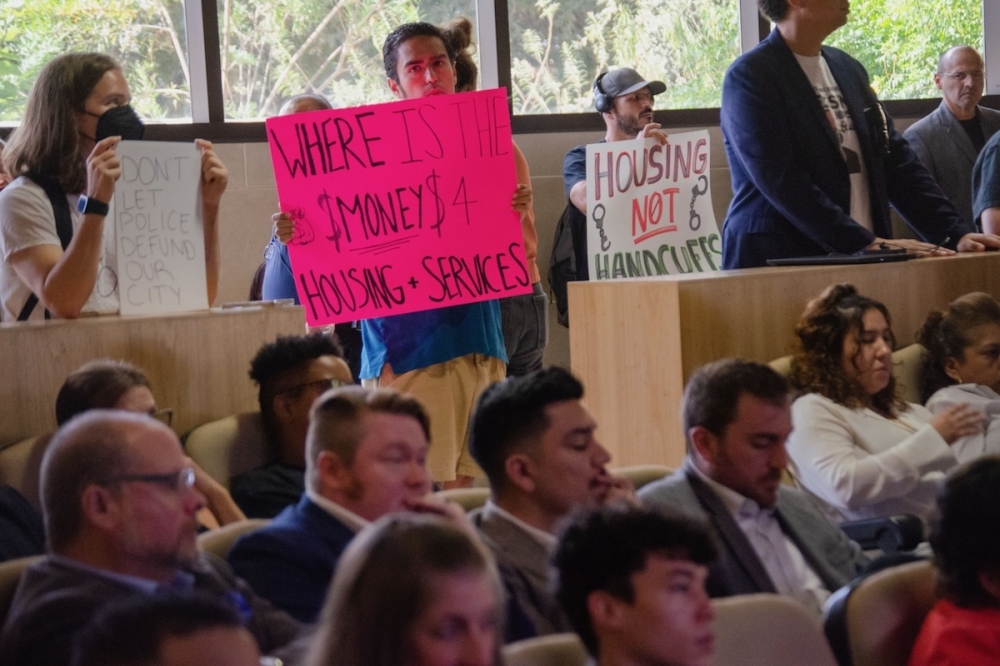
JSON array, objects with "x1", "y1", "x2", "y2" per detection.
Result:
[
  {"x1": 0, "y1": 411, "x2": 299, "y2": 666},
  {"x1": 639, "y1": 359, "x2": 868, "y2": 616},
  {"x1": 561, "y1": 68, "x2": 668, "y2": 280}
]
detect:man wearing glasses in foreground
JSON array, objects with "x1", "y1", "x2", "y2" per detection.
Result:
[{"x1": 0, "y1": 410, "x2": 301, "y2": 666}]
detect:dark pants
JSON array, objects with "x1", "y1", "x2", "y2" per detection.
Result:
[{"x1": 499, "y1": 282, "x2": 548, "y2": 377}]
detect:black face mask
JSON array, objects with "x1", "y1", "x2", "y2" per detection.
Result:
[{"x1": 94, "y1": 105, "x2": 145, "y2": 141}]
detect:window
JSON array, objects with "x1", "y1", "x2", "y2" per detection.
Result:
[
  {"x1": 218, "y1": 0, "x2": 478, "y2": 120},
  {"x1": 0, "y1": 0, "x2": 995, "y2": 133},
  {"x1": 825, "y1": 0, "x2": 983, "y2": 100},
  {"x1": 507, "y1": 0, "x2": 740, "y2": 113},
  {"x1": 0, "y1": 0, "x2": 191, "y2": 122}
]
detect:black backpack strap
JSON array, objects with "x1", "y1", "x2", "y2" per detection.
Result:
[{"x1": 16, "y1": 173, "x2": 73, "y2": 321}]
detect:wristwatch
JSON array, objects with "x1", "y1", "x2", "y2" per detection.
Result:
[{"x1": 77, "y1": 195, "x2": 109, "y2": 217}]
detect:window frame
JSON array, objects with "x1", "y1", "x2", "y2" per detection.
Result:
[{"x1": 1, "y1": 0, "x2": 997, "y2": 143}]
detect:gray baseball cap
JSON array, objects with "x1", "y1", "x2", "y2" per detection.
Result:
[{"x1": 599, "y1": 67, "x2": 666, "y2": 98}]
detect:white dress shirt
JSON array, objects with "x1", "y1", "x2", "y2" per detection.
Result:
[{"x1": 690, "y1": 464, "x2": 830, "y2": 615}]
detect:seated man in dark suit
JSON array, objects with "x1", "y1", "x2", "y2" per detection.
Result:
[
  {"x1": 231, "y1": 331, "x2": 353, "y2": 518},
  {"x1": 0, "y1": 411, "x2": 300, "y2": 666},
  {"x1": 639, "y1": 359, "x2": 868, "y2": 615},
  {"x1": 227, "y1": 386, "x2": 461, "y2": 623},
  {"x1": 553, "y1": 505, "x2": 716, "y2": 666},
  {"x1": 468, "y1": 367, "x2": 634, "y2": 641}
]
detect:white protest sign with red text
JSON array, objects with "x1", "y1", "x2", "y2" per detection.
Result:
[{"x1": 586, "y1": 130, "x2": 722, "y2": 280}]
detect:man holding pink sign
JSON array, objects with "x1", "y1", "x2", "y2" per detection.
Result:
[{"x1": 266, "y1": 22, "x2": 535, "y2": 487}]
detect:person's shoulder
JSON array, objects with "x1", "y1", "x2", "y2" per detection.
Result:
[
  {"x1": 903, "y1": 105, "x2": 944, "y2": 138},
  {"x1": 637, "y1": 468, "x2": 700, "y2": 509},
  {"x1": 776, "y1": 484, "x2": 827, "y2": 515},
  {"x1": 981, "y1": 129, "x2": 1000, "y2": 157},
  {"x1": 979, "y1": 105, "x2": 1000, "y2": 123},
  {"x1": 927, "y1": 383, "x2": 997, "y2": 409},
  {"x1": 792, "y1": 391, "x2": 839, "y2": 411},
  {"x1": 0, "y1": 177, "x2": 52, "y2": 225},
  {"x1": 820, "y1": 44, "x2": 864, "y2": 71},
  {"x1": 563, "y1": 143, "x2": 588, "y2": 171}
]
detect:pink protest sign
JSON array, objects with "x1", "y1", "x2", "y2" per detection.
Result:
[{"x1": 266, "y1": 88, "x2": 531, "y2": 326}]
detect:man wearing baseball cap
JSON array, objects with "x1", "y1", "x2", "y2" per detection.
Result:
[{"x1": 556, "y1": 68, "x2": 668, "y2": 293}]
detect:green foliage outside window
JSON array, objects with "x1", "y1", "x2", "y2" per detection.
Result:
[
  {"x1": 0, "y1": 0, "x2": 987, "y2": 123},
  {"x1": 0, "y1": 0, "x2": 190, "y2": 121},
  {"x1": 509, "y1": 0, "x2": 739, "y2": 113},
  {"x1": 828, "y1": 0, "x2": 983, "y2": 99}
]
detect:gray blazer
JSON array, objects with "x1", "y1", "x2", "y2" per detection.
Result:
[
  {"x1": 638, "y1": 463, "x2": 868, "y2": 598},
  {"x1": 470, "y1": 503, "x2": 570, "y2": 638},
  {"x1": 904, "y1": 101, "x2": 1000, "y2": 225}
]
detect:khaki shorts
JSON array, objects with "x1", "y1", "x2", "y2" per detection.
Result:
[{"x1": 362, "y1": 354, "x2": 506, "y2": 481}]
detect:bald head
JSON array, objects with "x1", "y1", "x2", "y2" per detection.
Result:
[
  {"x1": 935, "y1": 46, "x2": 985, "y2": 120},
  {"x1": 278, "y1": 94, "x2": 332, "y2": 116},
  {"x1": 42, "y1": 411, "x2": 167, "y2": 551},
  {"x1": 938, "y1": 46, "x2": 983, "y2": 74}
]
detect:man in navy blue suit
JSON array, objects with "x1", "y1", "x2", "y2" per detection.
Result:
[
  {"x1": 227, "y1": 386, "x2": 463, "y2": 623},
  {"x1": 720, "y1": 0, "x2": 1000, "y2": 269}
]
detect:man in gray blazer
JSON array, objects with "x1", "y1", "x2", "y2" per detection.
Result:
[
  {"x1": 468, "y1": 367, "x2": 634, "y2": 642},
  {"x1": 904, "y1": 46, "x2": 1000, "y2": 226},
  {"x1": 639, "y1": 359, "x2": 868, "y2": 615}
]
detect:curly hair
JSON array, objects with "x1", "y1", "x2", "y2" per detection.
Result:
[
  {"x1": 917, "y1": 292, "x2": 1000, "y2": 403},
  {"x1": 790, "y1": 283, "x2": 905, "y2": 415}
]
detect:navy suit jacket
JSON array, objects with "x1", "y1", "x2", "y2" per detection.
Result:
[
  {"x1": 227, "y1": 495, "x2": 355, "y2": 623},
  {"x1": 721, "y1": 29, "x2": 972, "y2": 268}
]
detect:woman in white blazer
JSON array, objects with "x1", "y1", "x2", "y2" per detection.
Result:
[{"x1": 786, "y1": 284, "x2": 980, "y2": 525}]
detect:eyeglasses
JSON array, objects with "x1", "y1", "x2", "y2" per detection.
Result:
[
  {"x1": 942, "y1": 70, "x2": 984, "y2": 82},
  {"x1": 102, "y1": 467, "x2": 196, "y2": 491},
  {"x1": 278, "y1": 378, "x2": 348, "y2": 396},
  {"x1": 149, "y1": 407, "x2": 173, "y2": 427}
]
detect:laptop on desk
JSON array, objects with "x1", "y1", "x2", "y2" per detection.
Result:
[{"x1": 766, "y1": 249, "x2": 921, "y2": 267}]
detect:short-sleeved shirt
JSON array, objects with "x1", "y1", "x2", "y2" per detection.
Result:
[
  {"x1": 973, "y1": 131, "x2": 1000, "y2": 229},
  {"x1": 0, "y1": 176, "x2": 118, "y2": 321}
]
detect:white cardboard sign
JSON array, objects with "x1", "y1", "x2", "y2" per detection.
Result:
[
  {"x1": 113, "y1": 141, "x2": 208, "y2": 315},
  {"x1": 585, "y1": 130, "x2": 722, "y2": 279}
]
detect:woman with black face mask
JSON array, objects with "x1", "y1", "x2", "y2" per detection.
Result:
[{"x1": 0, "y1": 52, "x2": 227, "y2": 321}]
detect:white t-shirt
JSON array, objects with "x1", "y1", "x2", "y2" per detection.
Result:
[
  {"x1": 0, "y1": 176, "x2": 119, "y2": 321},
  {"x1": 794, "y1": 53, "x2": 874, "y2": 232}
]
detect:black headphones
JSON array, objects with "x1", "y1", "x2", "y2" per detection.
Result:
[{"x1": 593, "y1": 72, "x2": 613, "y2": 113}]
